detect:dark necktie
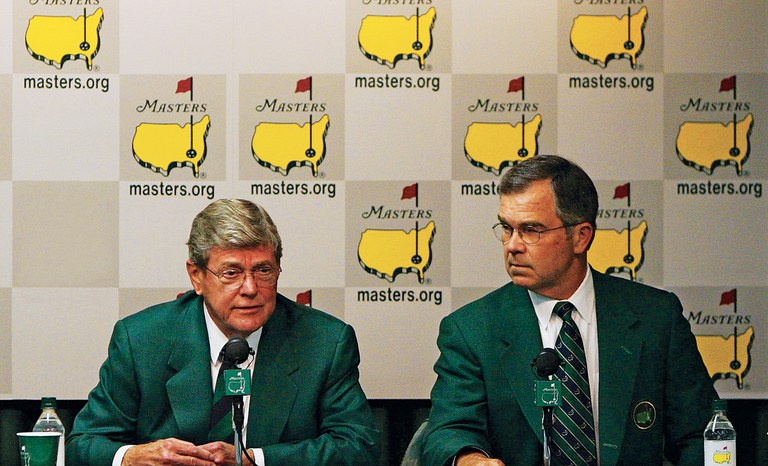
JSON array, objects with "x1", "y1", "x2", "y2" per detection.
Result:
[
  {"x1": 551, "y1": 301, "x2": 597, "y2": 466},
  {"x1": 208, "y1": 360, "x2": 235, "y2": 443}
]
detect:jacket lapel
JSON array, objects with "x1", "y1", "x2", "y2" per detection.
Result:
[
  {"x1": 495, "y1": 284, "x2": 545, "y2": 443},
  {"x1": 166, "y1": 294, "x2": 213, "y2": 444},
  {"x1": 247, "y1": 296, "x2": 300, "y2": 447},
  {"x1": 593, "y1": 272, "x2": 642, "y2": 466}
]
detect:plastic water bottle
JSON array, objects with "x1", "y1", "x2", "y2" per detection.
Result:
[
  {"x1": 32, "y1": 396, "x2": 66, "y2": 466},
  {"x1": 704, "y1": 399, "x2": 736, "y2": 466}
]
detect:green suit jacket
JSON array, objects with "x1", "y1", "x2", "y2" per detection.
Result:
[
  {"x1": 422, "y1": 271, "x2": 716, "y2": 466},
  {"x1": 67, "y1": 291, "x2": 378, "y2": 465}
]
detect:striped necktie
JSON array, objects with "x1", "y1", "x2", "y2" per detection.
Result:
[
  {"x1": 551, "y1": 301, "x2": 597, "y2": 466},
  {"x1": 208, "y1": 360, "x2": 235, "y2": 443}
]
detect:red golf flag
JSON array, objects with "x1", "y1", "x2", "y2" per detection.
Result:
[
  {"x1": 401, "y1": 183, "x2": 418, "y2": 200},
  {"x1": 719, "y1": 289, "x2": 736, "y2": 306},
  {"x1": 295, "y1": 77, "x2": 312, "y2": 93},
  {"x1": 719, "y1": 76, "x2": 736, "y2": 93},
  {"x1": 613, "y1": 183, "x2": 630, "y2": 200},
  {"x1": 296, "y1": 290, "x2": 312, "y2": 306},
  {"x1": 507, "y1": 76, "x2": 524, "y2": 93},
  {"x1": 176, "y1": 77, "x2": 192, "y2": 94}
]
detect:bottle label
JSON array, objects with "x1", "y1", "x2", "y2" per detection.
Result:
[{"x1": 704, "y1": 440, "x2": 736, "y2": 465}]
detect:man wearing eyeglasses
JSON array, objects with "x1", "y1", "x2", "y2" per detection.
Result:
[
  {"x1": 68, "y1": 199, "x2": 378, "y2": 466},
  {"x1": 422, "y1": 155, "x2": 715, "y2": 466}
]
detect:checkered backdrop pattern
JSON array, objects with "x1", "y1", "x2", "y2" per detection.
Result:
[{"x1": 0, "y1": 0, "x2": 765, "y2": 400}]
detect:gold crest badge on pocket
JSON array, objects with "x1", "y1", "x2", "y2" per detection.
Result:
[{"x1": 633, "y1": 401, "x2": 656, "y2": 430}]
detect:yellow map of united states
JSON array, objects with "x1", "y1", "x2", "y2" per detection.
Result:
[
  {"x1": 252, "y1": 115, "x2": 330, "y2": 177},
  {"x1": 570, "y1": 7, "x2": 647, "y2": 69},
  {"x1": 696, "y1": 326, "x2": 754, "y2": 389},
  {"x1": 464, "y1": 115, "x2": 542, "y2": 175},
  {"x1": 358, "y1": 221, "x2": 436, "y2": 283},
  {"x1": 25, "y1": 8, "x2": 104, "y2": 70},
  {"x1": 358, "y1": 7, "x2": 436, "y2": 69},
  {"x1": 676, "y1": 114, "x2": 753, "y2": 175},
  {"x1": 588, "y1": 220, "x2": 647, "y2": 281},
  {"x1": 132, "y1": 115, "x2": 210, "y2": 178}
]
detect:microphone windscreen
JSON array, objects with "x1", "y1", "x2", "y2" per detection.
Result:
[
  {"x1": 221, "y1": 337, "x2": 252, "y2": 365},
  {"x1": 534, "y1": 348, "x2": 562, "y2": 377}
]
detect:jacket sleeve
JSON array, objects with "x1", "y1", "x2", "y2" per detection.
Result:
[
  {"x1": 66, "y1": 320, "x2": 140, "y2": 466},
  {"x1": 662, "y1": 293, "x2": 718, "y2": 465},
  {"x1": 421, "y1": 315, "x2": 494, "y2": 466},
  {"x1": 261, "y1": 324, "x2": 379, "y2": 465}
]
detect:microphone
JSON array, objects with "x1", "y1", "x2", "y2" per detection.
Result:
[
  {"x1": 218, "y1": 337, "x2": 254, "y2": 466},
  {"x1": 532, "y1": 348, "x2": 562, "y2": 378},
  {"x1": 531, "y1": 348, "x2": 562, "y2": 466},
  {"x1": 219, "y1": 336, "x2": 254, "y2": 367}
]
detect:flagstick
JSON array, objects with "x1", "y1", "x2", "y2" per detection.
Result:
[
  {"x1": 415, "y1": 8, "x2": 420, "y2": 44},
  {"x1": 83, "y1": 8, "x2": 87, "y2": 42},
  {"x1": 522, "y1": 76, "x2": 525, "y2": 101},
  {"x1": 414, "y1": 221, "x2": 420, "y2": 258},
  {"x1": 626, "y1": 7, "x2": 631, "y2": 44},
  {"x1": 521, "y1": 114, "x2": 526, "y2": 151},
  {"x1": 309, "y1": 114, "x2": 314, "y2": 152},
  {"x1": 189, "y1": 115, "x2": 194, "y2": 153},
  {"x1": 626, "y1": 220, "x2": 632, "y2": 263},
  {"x1": 190, "y1": 77, "x2": 194, "y2": 102},
  {"x1": 732, "y1": 113, "x2": 737, "y2": 151}
]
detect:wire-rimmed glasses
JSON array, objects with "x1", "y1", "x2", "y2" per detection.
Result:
[
  {"x1": 205, "y1": 264, "x2": 281, "y2": 290},
  {"x1": 491, "y1": 222, "x2": 577, "y2": 245}
]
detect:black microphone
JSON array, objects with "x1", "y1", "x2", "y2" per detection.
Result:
[
  {"x1": 531, "y1": 348, "x2": 562, "y2": 466},
  {"x1": 532, "y1": 348, "x2": 562, "y2": 378},
  {"x1": 219, "y1": 336, "x2": 254, "y2": 367},
  {"x1": 218, "y1": 337, "x2": 255, "y2": 466}
]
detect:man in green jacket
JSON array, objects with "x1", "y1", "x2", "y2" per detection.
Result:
[
  {"x1": 422, "y1": 155, "x2": 715, "y2": 466},
  {"x1": 68, "y1": 199, "x2": 378, "y2": 466}
]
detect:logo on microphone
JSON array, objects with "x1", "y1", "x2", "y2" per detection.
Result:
[
  {"x1": 224, "y1": 369, "x2": 252, "y2": 396},
  {"x1": 535, "y1": 380, "x2": 563, "y2": 408}
]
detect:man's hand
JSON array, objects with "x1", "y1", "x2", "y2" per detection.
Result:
[
  {"x1": 199, "y1": 441, "x2": 252, "y2": 466},
  {"x1": 456, "y1": 451, "x2": 506, "y2": 466},
  {"x1": 122, "y1": 438, "x2": 217, "y2": 466}
]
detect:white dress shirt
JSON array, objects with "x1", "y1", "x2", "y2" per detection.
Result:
[{"x1": 529, "y1": 266, "x2": 601, "y2": 462}]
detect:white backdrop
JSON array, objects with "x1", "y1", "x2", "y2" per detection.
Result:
[{"x1": 0, "y1": 0, "x2": 766, "y2": 401}]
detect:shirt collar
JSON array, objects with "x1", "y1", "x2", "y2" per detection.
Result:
[
  {"x1": 530, "y1": 267, "x2": 595, "y2": 330},
  {"x1": 202, "y1": 301, "x2": 262, "y2": 366}
]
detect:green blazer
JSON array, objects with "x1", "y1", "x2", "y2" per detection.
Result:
[
  {"x1": 422, "y1": 270, "x2": 716, "y2": 466},
  {"x1": 67, "y1": 291, "x2": 378, "y2": 465}
]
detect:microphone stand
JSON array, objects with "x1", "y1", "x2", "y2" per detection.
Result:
[
  {"x1": 219, "y1": 337, "x2": 254, "y2": 466},
  {"x1": 531, "y1": 348, "x2": 562, "y2": 466},
  {"x1": 233, "y1": 395, "x2": 245, "y2": 466},
  {"x1": 542, "y1": 403, "x2": 554, "y2": 466}
]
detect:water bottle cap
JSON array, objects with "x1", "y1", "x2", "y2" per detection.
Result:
[
  {"x1": 41, "y1": 397, "x2": 57, "y2": 409},
  {"x1": 712, "y1": 399, "x2": 727, "y2": 412}
]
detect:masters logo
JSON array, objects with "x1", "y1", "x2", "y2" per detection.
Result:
[
  {"x1": 358, "y1": 183, "x2": 436, "y2": 284},
  {"x1": 358, "y1": 7, "x2": 436, "y2": 70},
  {"x1": 26, "y1": 7, "x2": 104, "y2": 70}
]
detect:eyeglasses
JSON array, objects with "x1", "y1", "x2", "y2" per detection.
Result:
[
  {"x1": 492, "y1": 222, "x2": 577, "y2": 245},
  {"x1": 205, "y1": 264, "x2": 281, "y2": 290}
]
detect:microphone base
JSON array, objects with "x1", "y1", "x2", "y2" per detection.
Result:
[
  {"x1": 234, "y1": 430, "x2": 243, "y2": 466},
  {"x1": 542, "y1": 406, "x2": 554, "y2": 466}
]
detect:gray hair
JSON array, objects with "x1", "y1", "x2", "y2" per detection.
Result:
[
  {"x1": 499, "y1": 155, "x2": 599, "y2": 230},
  {"x1": 187, "y1": 199, "x2": 283, "y2": 267}
]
